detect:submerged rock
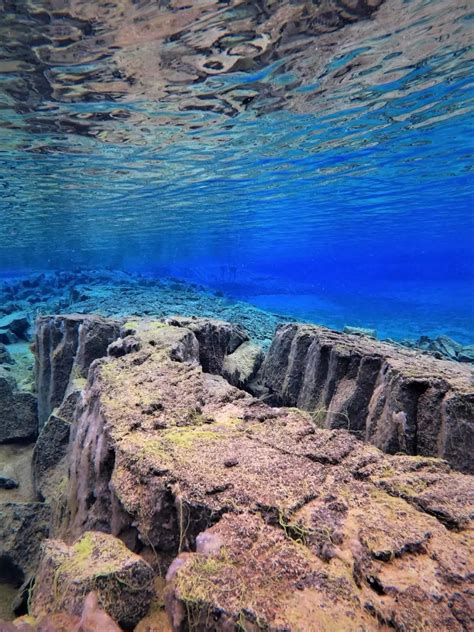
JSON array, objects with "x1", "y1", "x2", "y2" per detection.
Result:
[
  {"x1": 31, "y1": 532, "x2": 154, "y2": 629},
  {"x1": 32, "y1": 414, "x2": 70, "y2": 502},
  {"x1": 0, "y1": 502, "x2": 51, "y2": 585},
  {"x1": 34, "y1": 314, "x2": 121, "y2": 427},
  {"x1": 0, "y1": 343, "x2": 14, "y2": 365},
  {"x1": 458, "y1": 344, "x2": 474, "y2": 363},
  {"x1": 165, "y1": 316, "x2": 248, "y2": 373},
  {"x1": 0, "y1": 475, "x2": 19, "y2": 490},
  {"x1": 260, "y1": 323, "x2": 474, "y2": 473},
  {"x1": 343, "y1": 325, "x2": 377, "y2": 338},
  {"x1": 0, "y1": 374, "x2": 37, "y2": 443},
  {"x1": 0, "y1": 312, "x2": 30, "y2": 342},
  {"x1": 46, "y1": 316, "x2": 473, "y2": 631}
]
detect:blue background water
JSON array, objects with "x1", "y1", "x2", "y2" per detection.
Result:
[{"x1": 0, "y1": 0, "x2": 473, "y2": 342}]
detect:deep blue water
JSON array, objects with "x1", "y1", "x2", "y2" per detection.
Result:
[{"x1": 0, "y1": 0, "x2": 473, "y2": 342}]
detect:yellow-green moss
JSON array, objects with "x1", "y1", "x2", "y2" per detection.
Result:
[{"x1": 163, "y1": 428, "x2": 223, "y2": 449}]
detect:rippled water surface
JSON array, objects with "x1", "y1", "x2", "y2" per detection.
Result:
[{"x1": 1, "y1": 0, "x2": 473, "y2": 340}]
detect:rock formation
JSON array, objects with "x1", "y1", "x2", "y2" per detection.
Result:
[
  {"x1": 1, "y1": 314, "x2": 473, "y2": 630},
  {"x1": 260, "y1": 323, "x2": 474, "y2": 473},
  {"x1": 0, "y1": 375, "x2": 37, "y2": 444},
  {"x1": 34, "y1": 314, "x2": 121, "y2": 428}
]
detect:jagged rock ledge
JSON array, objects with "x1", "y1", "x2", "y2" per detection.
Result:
[
  {"x1": 1, "y1": 314, "x2": 473, "y2": 630},
  {"x1": 259, "y1": 323, "x2": 474, "y2": 473}
]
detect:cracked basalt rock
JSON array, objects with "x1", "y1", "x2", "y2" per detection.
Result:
[
  {"x1": 222, "y1": 340, "x2": 264, "y2": 389},
  {"x1": 53, "y1": 317, "x2": 474, "y2": 631},
  {"x1": 34, "y1": 314, "x2": 121, "y2": 427},
  {"x1": 259, "y1": 323, "x2": 474, "y2": 473}
]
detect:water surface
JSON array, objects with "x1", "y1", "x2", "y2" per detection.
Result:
[{"x1": 1, "y1": 0, "x2": 473, "y2": 340}]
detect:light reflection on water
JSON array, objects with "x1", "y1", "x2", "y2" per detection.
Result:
[{"x1": 0, "y1": 0, "x2": 473, "y2": 339}]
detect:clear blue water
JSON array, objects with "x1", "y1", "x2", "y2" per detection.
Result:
[{"x1": 1, "y1": 0, "x2": 473, "y2": 342}]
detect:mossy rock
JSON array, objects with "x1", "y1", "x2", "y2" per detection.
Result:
[{"x1": 30, "y1": 531, "x2": 154, "y2": 629}]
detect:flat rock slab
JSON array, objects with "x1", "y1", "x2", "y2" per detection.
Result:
[
  {"x1": 61, "y1": 318, "x2": 474, "y2": 631},
  {"x1": 260, "y1": 323, "x2": 474, "y2": 472}
]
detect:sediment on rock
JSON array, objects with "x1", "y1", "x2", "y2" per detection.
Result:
[{"x1": 259, "y1": 323, "x2": 474, "y2": 473}]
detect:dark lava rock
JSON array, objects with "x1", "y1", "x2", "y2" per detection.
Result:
[
  {"x1": 27, "y1": 315, "x2": 474, "y2": 631},
  {"x1": 0, "y1": 312, "x2": 30, "y2": 341},
  {"x1": 0, "y1": 502, "x2": 51, "y2": 583},
  {"x1": 0, "y1": 376, "x2": 37, "y2": 443},
  {"x1": 31, "y1": 532, "x2": 154, "y2": 629},
  {"x1": 222, "y1": 340, "x2": 264, "y2": 389},
  {"x1": 165, "y1": 316, "x2": 248, "y2": 373},
  {"x1": 458, "y1": 344, "x2": 474, "y2": 363}
]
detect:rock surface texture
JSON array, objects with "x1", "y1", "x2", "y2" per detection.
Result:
[
  {"x1": 0, "y1": 375, "x2": 37, "y2": 443},
  {"x1": 58, "y1": 318, "x2": 473, "y2": 630},
  {"x1": 1, "y1": 314, "x2": 473, "y2": 631},
  {"x1": 260, "y1": 323, "x2": 474, "y2": 473}
]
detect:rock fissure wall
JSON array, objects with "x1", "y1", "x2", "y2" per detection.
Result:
[{"x1": 260, "y1": 324, "x2": 474, "y2": 473}]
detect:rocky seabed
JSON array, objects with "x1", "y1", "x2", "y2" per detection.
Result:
[{"x1": 0, "y1": 293, "x2": 473, "y2": 630}]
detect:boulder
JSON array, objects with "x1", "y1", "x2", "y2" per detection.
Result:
[
  {"x1": 426, "y1": 335, "x2": 462, "y2": 360},
  {"x1": 0, "y1": 312, "x2": 30, "y2": 341},
  {"x1": 0, "y1": 502, "x2": 51, "y2": 585},
  {"x1": 0, "y1": 329, "x2": 18, "y2": 344},
  {"x1": 259, "y1": 323, "x2": 474, "y2": 473},
  {"x1": 31, "y1": 532, "x2": 154, "y2": 629},
  {"x1": 0, "y1": 375, "x2": 37, "y2": 443},
  {"x1": 458, "y1": 344, "x2": 474, "y2": 363},
  {"x1": 165, "y1": 316, "x2": 248, "y2": 373},
  {"x1": 34, "y1": 315, "x2": 121, "y2": 427},
  {"x1": 0, "y1": 475, "x2": 19, "y2": 489},
  {"x1": 222, "y1": 340, "x2": 264, "y2": 389}
]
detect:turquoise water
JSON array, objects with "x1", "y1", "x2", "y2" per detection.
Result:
[{"x1": 0, "y1": 0, "x2": 473, "y2": 341}]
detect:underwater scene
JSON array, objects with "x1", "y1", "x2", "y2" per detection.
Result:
[{"x1": 0, "y1": 1, "x2": 473, "y2": 630}]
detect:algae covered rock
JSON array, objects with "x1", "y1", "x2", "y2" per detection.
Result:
[
  {"x1": 165, "y1": 316, "x2": 248, "y2": 373},
  {"x1": 31, "y1": 531, "x2": 154, "y2": 629},
  {"x1": 222, "y1": 340, "x2": 264, "y2": 389}
]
